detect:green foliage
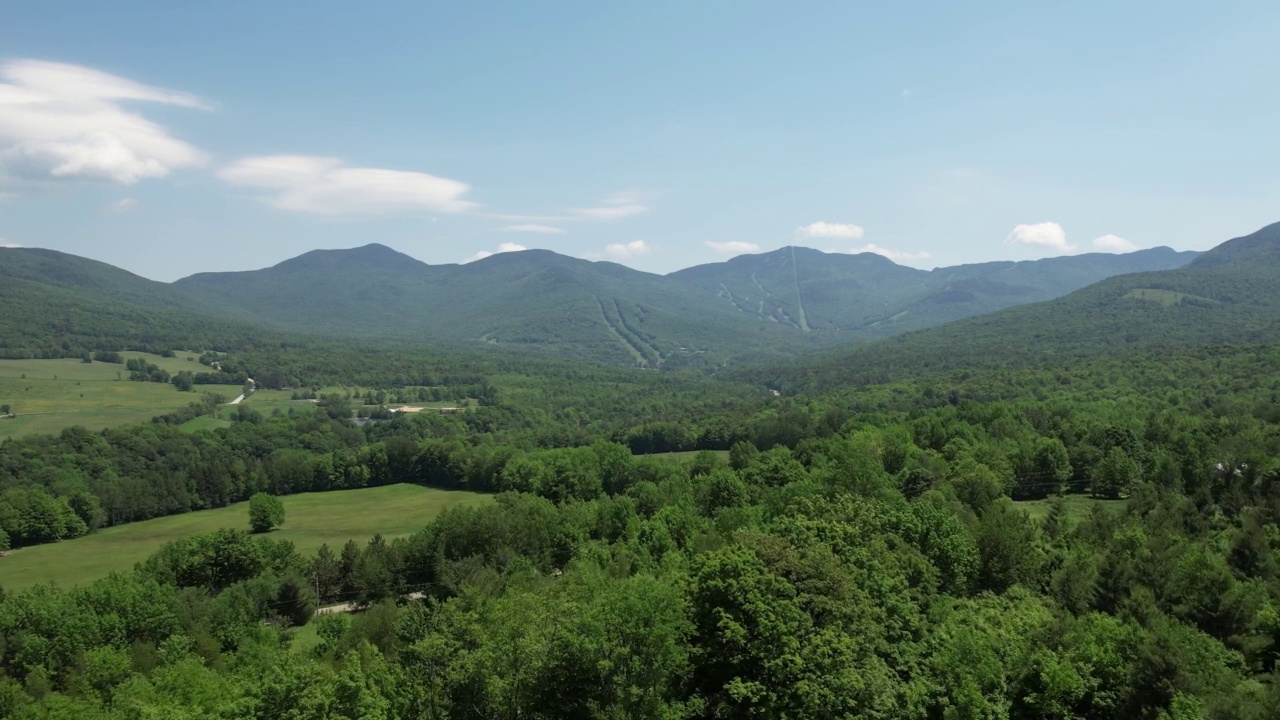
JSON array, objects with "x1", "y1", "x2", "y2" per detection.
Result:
[
  {"x1": 4, "y1": 223, "x2": 1280, "y2": 718},
  {"x1": 248, "y1": 492, "x2": 285, "y2": 533}
]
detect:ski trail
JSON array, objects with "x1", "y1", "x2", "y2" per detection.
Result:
[{"x1": 789, "y1": 245, "x2": 811, "y2": 332}]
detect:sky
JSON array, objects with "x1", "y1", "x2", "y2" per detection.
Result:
[{"x1": 1, "y1": 1, "x2": 1278, "y2": 282}]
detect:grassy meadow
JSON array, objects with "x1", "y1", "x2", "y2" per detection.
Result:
[
  {"x1": 0, "y1": 484, "x2": 492, "y2": 591},
  {"x1": 0, "y1": 352, "x2": 468, "y2": 439},
  {"x1": 0, "y1": 352, "x2": 215, "y2": 439},
  {"x1": 1015, "y1": 494, "x2": 1128, "y2": 522}
]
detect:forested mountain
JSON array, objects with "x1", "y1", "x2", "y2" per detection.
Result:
[
  {"x1": 0, "y1": 247, "x2": 269, "y2": 358},
  {"x1": 670, "y1": 244, "x2": 1197, "y2": 339},
  {"x1": 175, "y1": 245, "x2": 792, "y2": 367},
  {"x1": 171, "y1": 242, "x2": 1196, "y2": 363},
  {"x1": 773, "y1": 221, "x2": 1280, "y2": 389},
  {"x1": 4, "y1": 239, "x2": 1199, "y2": 365}
]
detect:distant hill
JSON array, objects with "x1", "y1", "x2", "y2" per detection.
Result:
[
  {"x1": 174, "y1": 245, "x2": 793, "y2": 367},
  {"x1": 0, "y1": 247, "x2": 266, "y2": 357},
  {"x1": 769, "y1": 222, "x2": 1280, "y2": 388},
  {"x1": 672, "y1": 245, "x2": 1198, "y2": 341},
  {"x1": 2, "y1": 238, "x2": 1204, "y2": 365}
]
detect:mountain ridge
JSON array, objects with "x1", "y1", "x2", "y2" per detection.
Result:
[
  {"x1": 764, "y1": 222, "x2": 1280, "y2": 389},
  {"x1": 2, "y1": 236, "x2": 1211, "y2": 366}
]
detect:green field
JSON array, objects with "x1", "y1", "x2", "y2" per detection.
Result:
[
  {"x1": 0, "y1": 484, "x2": 491, "y2": 591},
  {"x1": 0, "y1": 352, "x2": 224, "y2": 439},
  {"x1": 1015, "y1": 494, "x2": 1128, "y2": 522},
  {"x1": 178, "y1": 415, "x2": 233, "y2": 433}
]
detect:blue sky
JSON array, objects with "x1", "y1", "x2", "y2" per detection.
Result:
[{"x1": 1, "y1": 1, "x2": 1278, "y2": 281}]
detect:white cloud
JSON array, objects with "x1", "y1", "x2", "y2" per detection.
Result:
[
  {"x1": 1006, "y1": 222, "x2": 1076, "y2": 252},
  {"x1": 796, "y1": 221, "x2": 865, "y2": 240},
  {"x1": 219, "y1": 155, "x2": 476, "y2": 216},
  {"x1": 571, "y1": 190, "x2": 649, "y2": 220},
  {"x1": 604, "y1": 240, "x2": 651, "y2": 259},
  {"x1": 105, "y1": 197, "x2": 136, "y2": 214},
  {"x1": 705, "y1": 240, "x2": 761, "y2": 254},
  {"x1": 464, "y1": 242, "x2": 526, "y2": 263},
  {"x1": 0, "y1": 59, "x2": 209, "y2": 184},
  {"x1": 573, "y1": 204, "x2": 648, "y2": 220},
  {"x1": 850, "y1": 243, "x2": 932, "y2": 262},
  {"x1": 0, "y1": 240, "x2": 20, "y2": 248},
  {"x1": 503, "y1": 224, "x2": 564, "y2": 234},
  {"x1": 1092, "y1": 234, "x2": 1136, "y2": 252}
]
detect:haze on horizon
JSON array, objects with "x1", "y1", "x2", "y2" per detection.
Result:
[{"x1": 1, "y1": 1, "x2": 1277, "y2": 281}]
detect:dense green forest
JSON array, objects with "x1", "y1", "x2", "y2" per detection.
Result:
[
  {"x1": 0, "y1": 335, "x2": 1278, "y2": 716},
  {"x1": 1, "y1": 223, "x2": 1279, "y2": 717}
]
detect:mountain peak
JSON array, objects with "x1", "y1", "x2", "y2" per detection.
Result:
[{"x1": 271, "y1": 243, "x2": 426, "y2": 273}]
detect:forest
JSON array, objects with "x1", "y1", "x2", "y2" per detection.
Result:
[{"x1": 0, "y1": 337, "x2": 1276, "y2": 718}]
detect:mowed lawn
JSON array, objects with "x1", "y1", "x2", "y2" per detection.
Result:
[
  {"x1": 0, "y1": 484, "x2": 492, "y2": 591},
  {"x1": 0, "y1": 352, "x2": 217, "y2": 439}
]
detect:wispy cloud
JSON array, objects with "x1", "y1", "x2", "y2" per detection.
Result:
[
  {"x1": 219, "y1": 155, "x2": 477, "y2": 216},
  {"x1": 796, "y1": 221, "x2": 865, "y2": 240},
  {"x1": 105, "y1": 197, "x2": 136, "y2": 214},
  {"x1": 571, "y1": 190, "x2": 650, "y2": 220},
  {"x1": 0, "y1": 240, "x2": 20, "y2": 248},
  {"x1": 503, "y1": 224, "x2": 564, "y2": 234},
  {"x1": 705, "y1": 240, "x2": 761, "y2": 254},
  {"x1": 604, "y1": 240, "x2": 650, "y2": 259},
  {"x1": 464, "y1": 242, "x2": 527, "y2": 263},
  {"x1": 0, "y1": 59, "x2": 209, "y2": 185},
  {"x1": 573, "y1": 204, "x2": 648, "y2": 220},
  {"x1": 1006, "y1": 222, "x2": 1076, "y2": 252},
  {"x1": 1092, "y1": 234, "x2": 1136, "y2": 252},
  {"x1": 850, "y1": 243, "x2": 932, "y2": 262}
]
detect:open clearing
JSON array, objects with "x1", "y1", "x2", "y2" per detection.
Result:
[
  {"x1": 0, "y1": 352, "x2": 220, "y2": 439},
  {"x1": 0, "y1": 484, "x2": 491, "y2": 591},
  {"x1": 1015, "y1": 494, "x2": 1128, "y2": 522},
  {"x1": 0, "y1": 359, "x2": 465, "y2": 438}
]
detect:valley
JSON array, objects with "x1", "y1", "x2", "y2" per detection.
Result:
[
  {"x1": 5, "y1": 11, "x2": 1278, "y2": 716},
  {"x1": 1, "y1": 222, "x2": 1277, "y2": 718}
]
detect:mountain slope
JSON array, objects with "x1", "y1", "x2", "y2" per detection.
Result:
[
  {"x1": 175, "y1": 245, "x2": 792, "y2": 367},
  {"x1": 870, "y1": 247, "x2": 1200, "y2": 336},
  {"x1": 672, "y1": 245, "x2": 1199, "y2": 341},
  {"x1": 0, "y1": 247, "x2": 267, "y2": 357},
  {"x1": 670, "y1": 247, "x2": 933, "y2": 333},
  {"x1": 773, "y1": 222, "x2": 1280, "y2": 388},
  {"x1": 3, "y1": 238, "x2": 1209, "y2": 366}
]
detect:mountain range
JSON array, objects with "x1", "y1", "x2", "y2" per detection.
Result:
[
  {"x1": 771, "y1": 220, "x2": 1280, "y2": 388},
  {"x1": 0, "y1": 235, "x2": 1221, "y2": 366}
]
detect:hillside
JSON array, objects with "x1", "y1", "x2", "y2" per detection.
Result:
[
  {"x1": 770, "y1": 221, "x2": 1280, "y2": 388},
  {"x1": 175, "y1": 245, "x2": 792, "y2": 367},
  {"x1": 671, "y1": 245, "x2": 1198, "y2": 341},
  {"x1": 0, "y1": 247, "x2": 268, "y2": 357},
  {"x1": 4, "y1": 240, "x2": 1202, "y2": 366},
  {"x1": 173, "y1": 243, "x2": 1196, "y2": 364}
]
